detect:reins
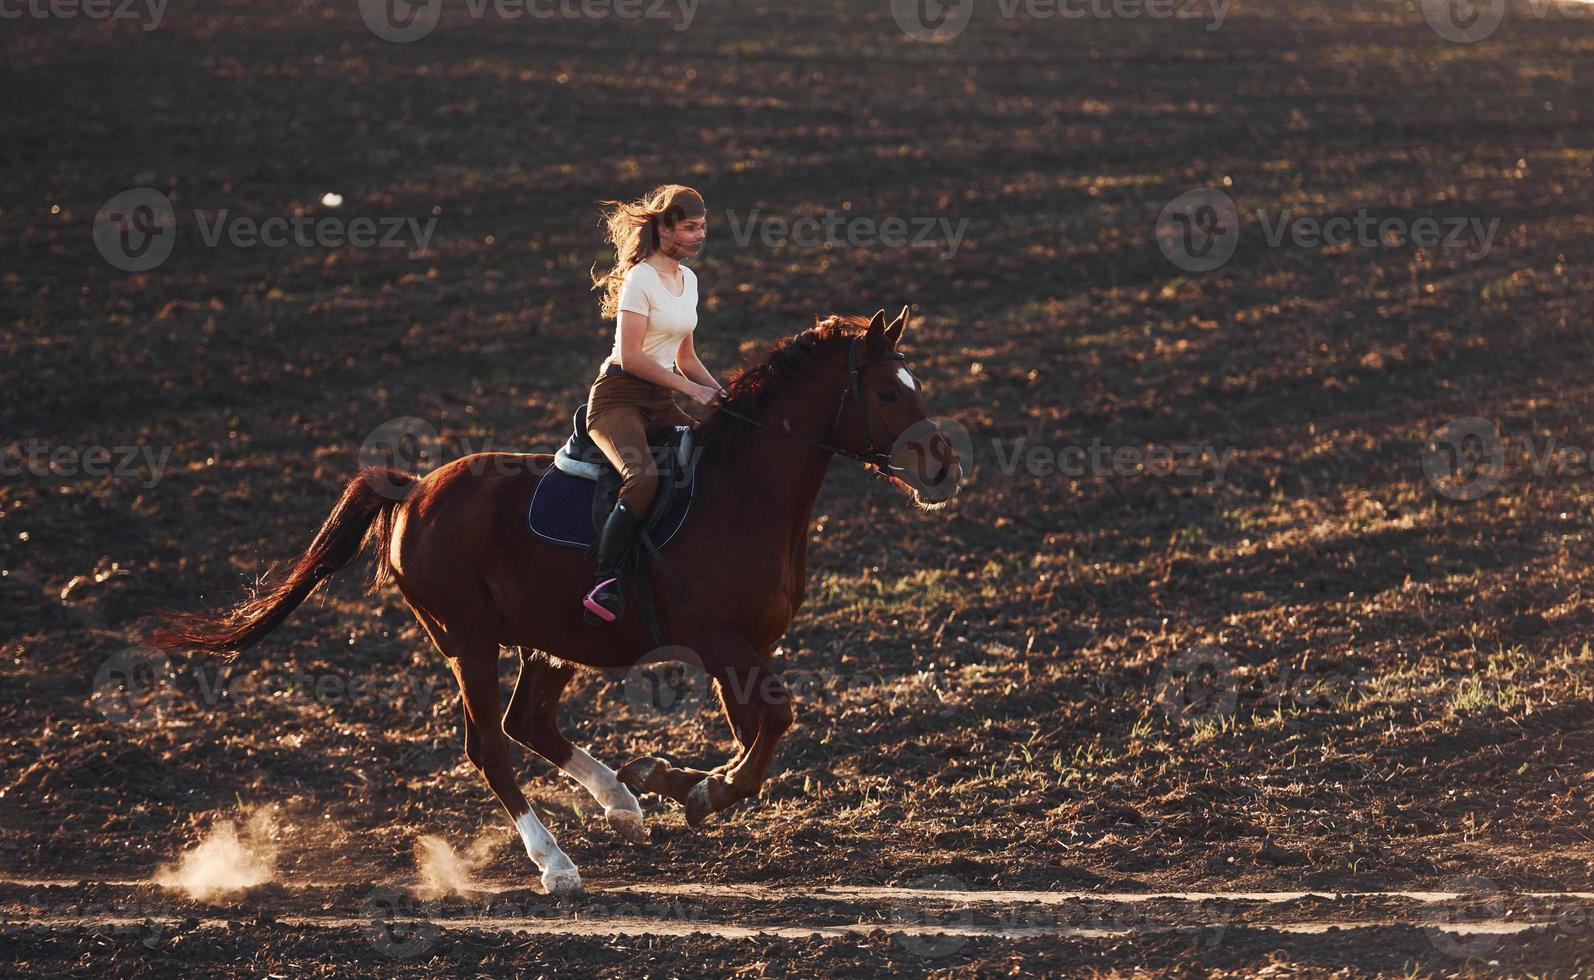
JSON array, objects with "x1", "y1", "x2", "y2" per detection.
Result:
[{"x1": 707, "y1": 336, "x2": 908, "y2": 472}]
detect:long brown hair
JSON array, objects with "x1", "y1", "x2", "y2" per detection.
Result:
[{"x1": 590, "y1": 184, "x2": 707, "y2": 319}]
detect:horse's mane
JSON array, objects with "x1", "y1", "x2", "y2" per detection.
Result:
[{"x1": 694, "y1": 314, "x2": 870, "y2": 464}]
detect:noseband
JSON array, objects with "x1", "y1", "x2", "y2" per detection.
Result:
[{"x1": 711, "y1": 335, "x2": 910, "y2": 473}]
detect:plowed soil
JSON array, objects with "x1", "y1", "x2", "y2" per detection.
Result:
[{"x1": 4, "y1": 0, "x2": 1594, "y2": 974}]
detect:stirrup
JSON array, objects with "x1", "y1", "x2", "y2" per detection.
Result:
[{"x1": 583, "y1": 576, "x2": 623, "y2": 624}]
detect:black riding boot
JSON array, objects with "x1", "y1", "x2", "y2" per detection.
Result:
[{"x1": 582, "y1": 499, "x2": 643, "y2": 625}]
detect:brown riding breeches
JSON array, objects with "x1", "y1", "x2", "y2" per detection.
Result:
[{"x1": 585, "y1": 363, "x2": 696, "y2": 517}]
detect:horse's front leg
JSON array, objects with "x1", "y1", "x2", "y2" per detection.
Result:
[
  {"x1": 687, "y1": 645, "x2": 794, "y2": 826},
  {"x1": 619, "y1": 642, "x2": 792, "y2": 827}
]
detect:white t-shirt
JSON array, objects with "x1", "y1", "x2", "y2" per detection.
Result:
[{"x1": 610, "y1": 262, "x2": 698, "y2": 373}]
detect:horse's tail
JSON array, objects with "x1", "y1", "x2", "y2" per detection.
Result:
[{"x1": 145, "y1": 467, "x2": 415, "y2": 656}]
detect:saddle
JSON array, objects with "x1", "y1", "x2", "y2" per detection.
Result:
[
  {"x1": 553, "y1": 403, "x2": 697, "y2": 538},
  {"x1": 528, "y1": 405, "x2": 701, "y2": 651}
]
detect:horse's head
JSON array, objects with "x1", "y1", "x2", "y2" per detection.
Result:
[{"x1": 832, "y1": 307, "x2": 964, "y2": 510}]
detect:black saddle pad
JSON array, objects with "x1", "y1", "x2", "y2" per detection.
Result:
[{"x1": 525, "y1": 465, "x2": 696, "y2": 550}]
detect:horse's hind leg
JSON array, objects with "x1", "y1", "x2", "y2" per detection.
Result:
[
  {"x1": 618, "y1": 643, "x2": 782, "y2": 825},
  {"x1": 617, "y1": 681, "x2": 760, "y2": 806},
  {"x1": 414, "y1": 610, "x2": 582, "y2": 896},
  {"x1": 503, "y1": 649, "x2": 647, "y2": 844}
]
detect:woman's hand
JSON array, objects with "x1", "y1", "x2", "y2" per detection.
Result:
[{"x1": 684, "y1": 382, "x2": 722, "y2": 406}]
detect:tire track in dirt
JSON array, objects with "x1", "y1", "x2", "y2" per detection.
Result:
[
  {"x1": 0, "y1": 877, "x2": 1584, "y2": 943},
  {"x1": 0, "y1": 912, "x2": 1554, "y2": 940},
  {"x1": 4, "y1": 876, "x2": 1591, "y2": 902}
]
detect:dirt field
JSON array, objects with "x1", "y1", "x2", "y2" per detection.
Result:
[{"x1": 5, "y1": 0, "x2": 1594, "y2": 974}]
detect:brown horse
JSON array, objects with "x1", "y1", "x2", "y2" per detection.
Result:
[{"x1": 148, "y1": 307, "x2": 961, "y2": 896}]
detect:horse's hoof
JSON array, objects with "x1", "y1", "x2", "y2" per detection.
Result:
[
  {"x1": 618, "y1": 757, "x2": 663, "y2": 794},
  {"x1": 541, "y1": 866, "x2": 584, "y2": 898},
  {"x1": 605, "y1": 806, "x2": 647, "y2": 844},
  {"x1": 685, "y1": 779, "x2": 715, "y2": 828}
]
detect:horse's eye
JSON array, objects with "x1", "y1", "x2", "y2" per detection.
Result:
[{"x1": 878, "y1": 388, "x2": 898, "y2": 402}]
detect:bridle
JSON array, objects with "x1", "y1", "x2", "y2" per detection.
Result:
[{"x1": 709, "y1": 335, "x2": 910, "y2": 473}]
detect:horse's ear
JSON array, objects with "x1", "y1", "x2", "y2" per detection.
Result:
[
  {"x1": 884, "y1": 305, "x2": 910, "y2": 347},
  {"x1": 865, "y1": 309, "x2": 888, "y2": 345}
]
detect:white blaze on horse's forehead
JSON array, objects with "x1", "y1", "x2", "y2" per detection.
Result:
[{"x1": 895, "y1": 365, "x2": 918, "y2": 391}]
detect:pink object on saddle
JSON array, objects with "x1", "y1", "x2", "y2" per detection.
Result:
[{"x1": 583, "y1": 578, "x2": 619, "y2": 622}]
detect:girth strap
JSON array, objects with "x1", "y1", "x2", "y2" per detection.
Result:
[
  {"x1": 638, "y1": 525, "x2": 690, "y2": 602},
  {"x1": 630, "y1": 529, "x2": 686, "y2": 652}
]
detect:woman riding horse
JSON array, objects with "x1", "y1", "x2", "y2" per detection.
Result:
[
  {"x1": 147, "y1": 216, "x2": 963, "y2": 897},
  {"x1": 582, "y1": 184, "x2": 725, "y2": 625}
]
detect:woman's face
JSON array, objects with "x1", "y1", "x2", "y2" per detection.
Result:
[{"x1": 660, "y1": 213, "x2": 707, "y2": 258}]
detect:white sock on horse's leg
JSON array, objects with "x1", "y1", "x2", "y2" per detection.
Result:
[
  {"x1": 563, "y1": 746, "x2": 646, "y2": 842},
  {"x1": 512, "y1": 807, "x2": 582, "y2": 895}
]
